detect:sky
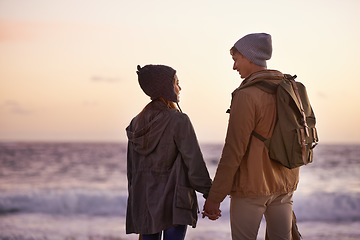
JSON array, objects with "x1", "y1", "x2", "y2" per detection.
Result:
[{"x1": 1, "y1": 0, "x2": 360, "y2": 144}]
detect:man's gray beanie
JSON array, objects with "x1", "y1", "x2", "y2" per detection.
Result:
[{"x1": 233, "y1": 33, "x2": 272, "y2": 67}]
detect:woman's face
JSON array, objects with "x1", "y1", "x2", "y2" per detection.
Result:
[{"x1": 174, "y1": 74, "x2": 181, "y2": 102}]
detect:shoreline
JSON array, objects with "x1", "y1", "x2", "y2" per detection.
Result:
[{"x1": 1, "y1": 214, "x2": 360, "y2": 240}]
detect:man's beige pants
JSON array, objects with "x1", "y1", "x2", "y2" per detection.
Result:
[{"x1": 230, "y1": 192, "x2": 293, "y2": 240}]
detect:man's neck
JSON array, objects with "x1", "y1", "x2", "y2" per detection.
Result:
[
  {"x1": 250, "y1": 65, "x2": 267, "y2": 74},
  {"x1": 241, "y1": 66, "x2": 269, "y2": 85},
  {"x1": 242, "y1": 65, "x2": 267, "y2": 80}
]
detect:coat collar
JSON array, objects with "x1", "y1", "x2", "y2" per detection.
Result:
[{"x1": 240, "y1": 69, "x2": 283, "y2": 87}]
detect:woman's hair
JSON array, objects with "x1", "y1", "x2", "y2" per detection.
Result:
[
  {"x1": 156, "y1": 97, "x2": 177, "y2": 110},
  {"x1": 135, "y1": 75, "x2": 179, "y2": 131},
  {"x1": 134, "y1": 97, "x2": 178, "y2": 133},
  {"x1": 142, "y1": 96, "x2": 178, "y2": 113}
]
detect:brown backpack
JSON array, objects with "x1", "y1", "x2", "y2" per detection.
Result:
[{"x1": 241, "y1": 74, "x2": 319, "y2": 169}]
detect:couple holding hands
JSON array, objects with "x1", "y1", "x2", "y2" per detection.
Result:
[{"x1": 126, "y1": 33, "x2": 300, "y2": 240}]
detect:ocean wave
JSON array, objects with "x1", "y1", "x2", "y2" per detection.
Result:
[
  {"x1": 1, "y1": 188, "x2": 360, "y2": 222},
  {"x1": 0, "y1": 189, "x2": 128, "y2": 216},
  {"x1": 293, "y1": 191, "x2": 360, "y2": 222}
]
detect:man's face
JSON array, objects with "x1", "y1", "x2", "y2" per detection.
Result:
[{"x1": 232, "y1": 51, "x2": 251, "y2": 79}]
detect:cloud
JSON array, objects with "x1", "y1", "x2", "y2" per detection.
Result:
[
  {"x1": 317, "y1": 91, "x2": 328, "y2": 99},
  {"x1": 91, "y1": 76, "x2": 121, "y2": 83},
  {"x1": 2, "y1": 100, "x2": 33, "y2": 115}
]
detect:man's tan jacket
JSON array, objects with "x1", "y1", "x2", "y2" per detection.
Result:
[{"x1": 208, "y1": 70, "x2": 299, "y2": 203}]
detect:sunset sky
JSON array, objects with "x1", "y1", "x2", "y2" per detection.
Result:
[{"x1": 1, "y1": 0, "x2": 360, "y2": 144}]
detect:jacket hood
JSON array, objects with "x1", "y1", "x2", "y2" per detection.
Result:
[{"x1": 126, "y1": 101, "x2": 173, "y2": 155}]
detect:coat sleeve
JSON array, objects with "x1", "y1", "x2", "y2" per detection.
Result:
[
  {"x1": 208, "y1": 90, "x2": 256, "y2": 203},
  {"x1": 174, "y1": 113, "x2": 212, "y2": 198}
]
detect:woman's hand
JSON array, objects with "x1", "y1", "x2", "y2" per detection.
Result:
[{"x1": 202, "y1": 198, "x2": 221, "y2": 220}]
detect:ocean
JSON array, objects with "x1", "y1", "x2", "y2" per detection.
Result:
[{"x1": 0, "y1": 142, "x2": 359, "y2": 240}]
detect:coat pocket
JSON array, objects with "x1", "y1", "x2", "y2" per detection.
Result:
[{"x1": 176, "y1": 185, "x2": 195, "y2": 210}]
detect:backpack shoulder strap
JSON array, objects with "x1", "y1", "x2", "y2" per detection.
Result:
[
  {"x1": 250, "y1": 74, "x2": 298, "y2": 143},
  {"x1": 253, "y1": 81, "x2": 278, "y2": 94},
  {"x1": 252, "y1": 130, "x2": 267, "y2": 142},
  {"x1": 246, "y1": 80, "x2": 280, "y2": 142},
  {"x1": 239, "y1": 79, "x2": 278, "y2": 94},
  {"x1": 249, "y1": 81, "x2": 278, "y2": 143}
]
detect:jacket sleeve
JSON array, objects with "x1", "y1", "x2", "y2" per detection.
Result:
[
  {"x1": 208, "y1": 90, "x2": 256, "y2": 203},
  {"x1": 174, "y1": 113, "x2": 212, "y2": 198}
]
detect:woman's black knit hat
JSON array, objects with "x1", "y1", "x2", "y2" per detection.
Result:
[{"x1": 137, "y1": 64, "x2": 178, "y2": 103}]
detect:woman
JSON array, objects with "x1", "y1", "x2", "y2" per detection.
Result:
[{"x1": 126, "y1": 64, "x2": 212, "y2": 240}]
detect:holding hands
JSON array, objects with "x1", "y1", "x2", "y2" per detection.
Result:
[{"x1": 202, "y1": 198, "x2": 221, "y2": 220}]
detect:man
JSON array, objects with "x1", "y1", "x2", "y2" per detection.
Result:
[{"x1": 203, "y1": 33, "x2": 300, "y2": 240}]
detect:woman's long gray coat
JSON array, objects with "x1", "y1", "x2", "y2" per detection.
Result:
[{"x1": 126, "y1": 101, "x2": 212, "y2": 234}]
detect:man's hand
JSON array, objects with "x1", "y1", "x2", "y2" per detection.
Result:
[{"x1": 202, "y1": 198, "x2": 221, "y2": 220}]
